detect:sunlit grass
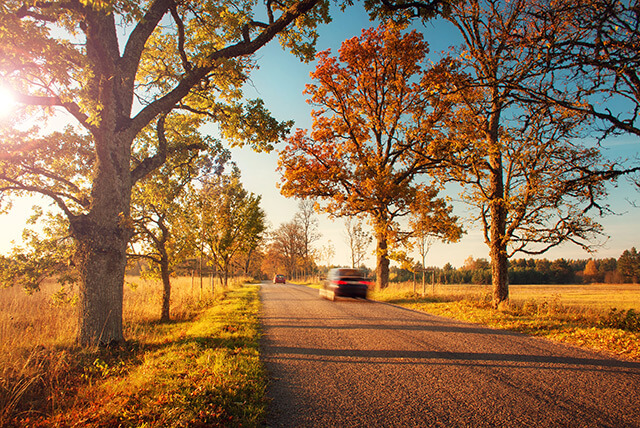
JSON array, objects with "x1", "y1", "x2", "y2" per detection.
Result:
[
  {"x1": 0, "y1": 276, "x2": 266, "y2": 427},
  {"x1": 379, "y1": 281, "x2": 640, "y2": 311},
  {"x1": 370, "y1": 282, "x2": 640, "y2": 361}
]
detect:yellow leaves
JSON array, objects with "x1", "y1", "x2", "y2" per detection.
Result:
[{"x1": 79, "y1": 0, "x2": 114, "y2": 11}]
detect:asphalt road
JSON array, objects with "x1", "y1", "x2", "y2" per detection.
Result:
[{"x1": 259, "y1": 282, "x2": 640, "y2": 428}]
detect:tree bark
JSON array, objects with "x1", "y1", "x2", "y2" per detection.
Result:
[
  {"x1": 72, "y1": 214, "x2": 129, "y2": 346},
  {"x1": 71, "y1": 130, "x2": 134, "y2": 345},
  {"x1": 375, "y1": 229, "x2": 390, "y2": 290},
  {"x1": 488, "y1": 145, "x2": 509, "y2": 307},
  {"x1": 160, "y1": 254, "x2": 171, "y2": 322}
]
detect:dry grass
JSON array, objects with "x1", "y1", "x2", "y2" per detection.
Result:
[
  {"x1": 0, "y1": 275, "x2": 253, "y2": 426},
  {"x1": 382, "y1": 281, "x2": 640, "y2": 311}
]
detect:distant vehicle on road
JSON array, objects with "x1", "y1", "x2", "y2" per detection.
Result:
[
  {"x1": 273, "y1": 274, "x2": 286, "y2": 284},
  {"x1": 320, "y1": 268, "x2": 370, "y2": 301}
]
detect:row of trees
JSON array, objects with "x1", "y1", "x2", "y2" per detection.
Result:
[
  {"x1": 0, "y1": 0, "x2": 340, "y2": 345},
  {"x1": 278, "y1": 0, "x2": 640, "y2": 310},
  {"x1": 390, "y1": 247, "x2": 640, "y2": 285},
  {"x1": 1, "y1": 157, "x2": 267, "y2": 322},
  {"x1": 262, "y1": 200, "x2": 321, "y2": 278}
]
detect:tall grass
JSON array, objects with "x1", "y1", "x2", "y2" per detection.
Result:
[
  {"x1": 381, "y1": 281, "x2": 640, "y2": 311},
  {"x1": 0, "y1": 275, "x2": 254, "y2": 426}
]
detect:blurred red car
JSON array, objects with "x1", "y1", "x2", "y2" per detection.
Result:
[
  {"x1": 320, "y1": 268, "x2": 370, "y2": 300},
  {"x1": 273, "y1": 274, "x2": 286, "y2": 284}
]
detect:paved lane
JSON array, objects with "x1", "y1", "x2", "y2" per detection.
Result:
[{"x1": 260, "y1": 282, "x2": 640, "y2": 427}]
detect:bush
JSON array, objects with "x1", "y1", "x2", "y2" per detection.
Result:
[{"x1": 599, "y1": 308, "x2": 640, "y2": 332}]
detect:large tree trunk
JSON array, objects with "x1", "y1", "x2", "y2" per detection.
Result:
[
  {"x1": 70, "y1": 11, "x2": 132, "y2": 347},
  {"x1": 375, "y1": 228, "x2": 390, "y2": 290},
  {"x1": 73, "y1": 130, "x2": 133, "y2": 345},
  {"x1": 72, "y1": 214, "x2": 129, "y2": 346}
]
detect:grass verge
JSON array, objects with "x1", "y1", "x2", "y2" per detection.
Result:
[
  {"x1": 370, "y1": 286, "x2": 640, "y2": 361},
  {"x1": 2, "y1": 282, "x2": 267, "y2": 427}
]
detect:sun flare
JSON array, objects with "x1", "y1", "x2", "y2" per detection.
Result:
[{"x1": 0, "y1": 86, "x2": 16, "y2": 118}]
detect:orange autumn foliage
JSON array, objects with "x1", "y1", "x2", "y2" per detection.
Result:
[{"x1": 278, "y1": 22, "x2": 460, "y2": 289}]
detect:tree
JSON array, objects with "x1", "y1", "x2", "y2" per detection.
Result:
[
  {"x1": 0, "y1": 210, "x2": 77, "y2": 293},
  {"x1": 269, "y1": 220, "x2": 306, "y2": 277},
  {"x1": 618, "y1": 247, "x2": 640, "y2": 284},
  {"x1": 279, "y1": 22, "x2": 459, "y2": 289},
  {"x1": 344, "y1": 216, "x2": 373, "y2": 268},
  {"x1": 320, "y1": 241, "x2": 336, "y2": 270},
  {"x1": 198, "y1": 168, "x2": 266, "y2": 288},
  {"x1": 428, "y1": 0, "x2": 612, "y2": 307},
  {"x1": 294, "y1": 199, "x2": 321, "y2": 275},
  {"x1": 409, "y1": 195, "x2": 463, "y2": 288},
  {"x1": 0, "y1": 0, "x2": 330, "y2": 345},
  {"x1": 127, "y1": 115, "x2": 227, "y2": 321},
  {"x1": 599, "y1": 257, "x2": 619, "y2": 283},
  {"x1": 583, "y1": 259, "x2": 600, "y2": 284}
]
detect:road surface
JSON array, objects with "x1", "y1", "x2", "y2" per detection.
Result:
[{"x1": 260, "y1": 282, "x2": 640, "y2": 427}]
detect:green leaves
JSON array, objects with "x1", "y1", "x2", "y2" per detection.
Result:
[
  {"x1": 0, "y1": 212, "x2": 77, "y2": 293},
  {"x1": 197, "y1": 169, "x2": 266, "y2": 287}
]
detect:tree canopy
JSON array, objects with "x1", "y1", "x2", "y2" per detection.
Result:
[
  {"x1": 425, "y1": 0, "x2": 615, "y2": 306},
  {"x1": 128, "y1": 113, "x2": 227, "y2": 321},
  {"x1": 197, "y1": 167, "x2": 266, "y2": 288},
  {"x1": 278, "y1": 22, "x2": 461, "y2": 289}
]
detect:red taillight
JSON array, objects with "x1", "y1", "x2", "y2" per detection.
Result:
[{"x1": 333, "y1": 279, "x2": 370, "y2": 286}]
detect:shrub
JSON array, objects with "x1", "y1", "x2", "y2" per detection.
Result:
[{"x1": 599, "y1": 308, "x2": 640, "y2": 332}]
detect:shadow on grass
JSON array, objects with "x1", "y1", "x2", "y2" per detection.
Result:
[
  {"x1": 4, "y1": 298, "x2": 258, "y2": 426},
  {"x1": 378, "y1": 293, "x2": 477, "y2": 306}
]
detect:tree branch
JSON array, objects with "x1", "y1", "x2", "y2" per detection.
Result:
[
  {"x1": 15, "y1": 93, "x2": 96, "y2": 134},
  {"x1": 128, "y1": 0, "x2": 322, "y2": 136},
  {"x1": 0, "y1": 182, "x2": 76, "y2": 219},
  {"x1": 169, "y1": 0, "x2": 192, "y2": 73},
  {"x1": 130, "y1": 113, "x2": 169, "y2": 184}
]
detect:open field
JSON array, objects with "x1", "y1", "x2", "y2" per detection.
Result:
[
  {"x1": 382, "y1": 282, "x2": 640, "y2": 311},
  {"x1": 0, "y1": 277, "x2": 267, "y2": 427},
  {"x1": 371, "y1": 282, "x2": 640, "y2": 361}
]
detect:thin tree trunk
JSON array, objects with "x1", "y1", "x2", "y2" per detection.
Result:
[
  {"x1": 488, "y1": 132, "x2": 509, "y2": 307},
  {"x1": 375, "y1": 228, "x2": 389, "y2": 290},
  {"x1": 160, "y1": 256, "x2": 171, "y2": 322}
]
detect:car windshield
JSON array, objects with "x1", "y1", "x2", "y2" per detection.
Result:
[{"x1": 335, "y1": 269, "x2": 363, "y2": 278}]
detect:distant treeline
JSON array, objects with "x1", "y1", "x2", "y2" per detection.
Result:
[{"x1": 389, "y1": 247, "x2": 640, "y2": 285}]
